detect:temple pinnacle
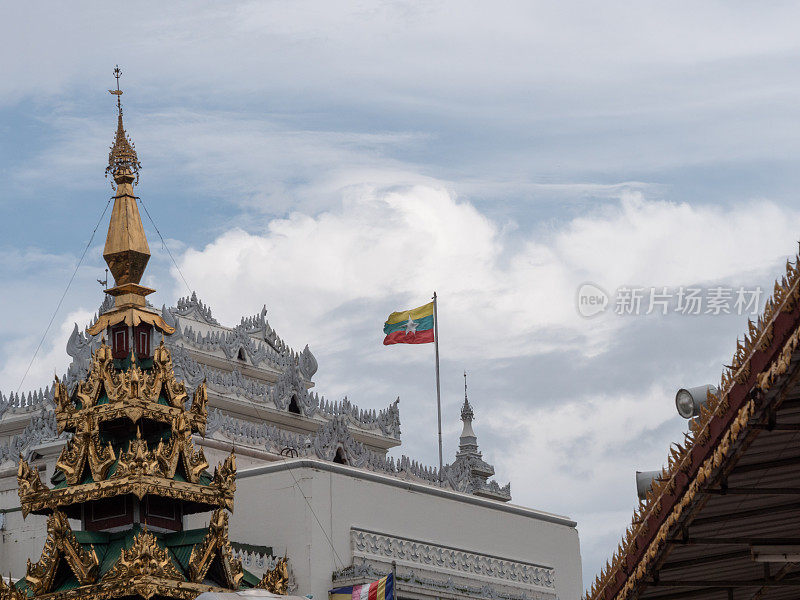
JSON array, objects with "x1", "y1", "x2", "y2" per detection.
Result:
[
  {"x1": 102, "y1": 66, "x2": 150, "y2": 289},
  {"x1": 105, "y1": 65, "x2": 141, "y2": 189},
  {"x1": 462, "y1": 370, "x2": 474, "y2": 422},
  {"x1": 87, "y1": 68, "x2": 174, "y2": 337}
]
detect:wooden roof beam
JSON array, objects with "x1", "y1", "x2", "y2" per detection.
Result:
[
  {"x1": 646, "y1": 579, "x2": 800, "y2": 587},
  {"x1": 704, "y1": 486, "x2": 800, "y2": 495},
  {"x1": 745, "y1": 563, "x2": 798, "y2": 600},
  {"x1": 674, "y1": 536, "x2": 800, "y2": 546},
  {"x1": 641, "y1": 586, "x2": 730, "y2": 600},
  {"x1": 659, "y1": 549, "x2": 751, "y2": 571},
  {"x1": 691, "y1": 500, "x2": 800, "y2": 528},
  {"x1": 753, "y1": 423, "x2": 800, "y2": 430},
  {"x1": 732, "y1": 454, "x2": 800, "y2": 475}
]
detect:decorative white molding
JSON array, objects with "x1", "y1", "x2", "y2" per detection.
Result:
[
  {"x1": 348, "y1": 528, "x2": 556, "y2": 594},
  {"x1": 0, "y1": 410, "x2": 67, "y2": 465}
]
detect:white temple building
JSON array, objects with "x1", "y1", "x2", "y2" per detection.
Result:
[
  {"x1": 0, "y1": 80, "x2": 583, "y2": 600},
  {"x1": 0, "y1": 296, "x2": 582, "y2": 599}
]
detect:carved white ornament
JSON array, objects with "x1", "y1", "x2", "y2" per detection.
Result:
[{"x1": 344, "y1": 529, "x2": 557, "y2": 600}]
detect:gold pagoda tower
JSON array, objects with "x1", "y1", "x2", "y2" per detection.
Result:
[{"x1": 3, "y1": 68, "x2": 287, "y2": 600}]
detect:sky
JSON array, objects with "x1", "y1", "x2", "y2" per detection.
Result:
[{"x1": 3, "y1": 0, "x2": 800, "y2": 591}]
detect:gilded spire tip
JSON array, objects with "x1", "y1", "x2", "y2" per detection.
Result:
[
  {"x1": 461, "y1": 370, "x2": 474, "y2": 421},
  {"x1": 105, "y1": 65, "x2": 141, "y2": 189}
]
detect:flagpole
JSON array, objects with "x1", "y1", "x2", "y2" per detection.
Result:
[{"x1": 433, "y1": 291, "x2": 443, "y2": 479}]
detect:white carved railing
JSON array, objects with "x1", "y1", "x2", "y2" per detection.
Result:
[{"x1": 347, "y1": 528, "x2": 556, "y2": 595}]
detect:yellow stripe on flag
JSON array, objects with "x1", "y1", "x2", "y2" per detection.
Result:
[
  {"x1": 385, "y1": 302, "x2": 434, "y2": 325},
  {"x1": 376, "y1": 576, "x2": 387, "y2": 600},
  {"x1": 330, "y1": 594, "x2": 351, "y2": 600}
]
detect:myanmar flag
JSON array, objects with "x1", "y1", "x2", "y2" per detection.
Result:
[{"x1": 383, "y1": 302, "x2": 435, "y2": 345}]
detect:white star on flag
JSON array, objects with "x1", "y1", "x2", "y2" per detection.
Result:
[{"x1": 404, "y1": 316, "x2": 419, "y2": 335}]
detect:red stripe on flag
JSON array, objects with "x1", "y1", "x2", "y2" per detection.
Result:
[
  {"x1": 383, "y1": 329, "x2": 434, "y2": 345},
  {"x1": 368, "y1": 580, "x2": 379, "y2": 600}
]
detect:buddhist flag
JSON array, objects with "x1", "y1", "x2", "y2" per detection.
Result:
[
  {"x1": 383, "y1": 302, "x2": 435, "y2": 345},
  {"x1": 330, "y1": 574, "x2": 394, "y2": 600}
]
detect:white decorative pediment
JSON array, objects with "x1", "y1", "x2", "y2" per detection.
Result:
[{"x1": 334, "y1": 528, "x2": 558, "y2": 600}]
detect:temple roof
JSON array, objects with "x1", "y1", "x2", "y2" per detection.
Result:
[
  {"x1": 587, "y1": 248, "x2": 800, "y2": 600},
  {"x1": 12, "y1": 513, "x2": 261, "y2": 599},
  {"x1": 16, "y1": 337, "x2": 236, "y2": 517}
]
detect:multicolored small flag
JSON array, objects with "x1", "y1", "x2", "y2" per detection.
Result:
[
  {"x1": 383, "y1": 302, "x2": 435, "y2": 345},
  {"x1": 330, "y1": 574, "x2": 394, "y2": 600}
]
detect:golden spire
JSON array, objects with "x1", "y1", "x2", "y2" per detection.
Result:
[
  {"x1": 105, "y1": 65, "x2": 141, "y2": 189},
  {"x1": 102, "y1": 66, "x2": 150, "y2": 290},
  {"x1": 87, "y1": 66, "x2": 174, "y2": 337}
]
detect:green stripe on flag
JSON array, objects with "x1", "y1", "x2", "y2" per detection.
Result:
[{"x1": 383, "y1": 314, "x2": 434, "y2": 334}]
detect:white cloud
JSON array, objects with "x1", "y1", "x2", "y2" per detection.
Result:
[
  {"x1": 5, "y1": 2, "x2": 800, "y2": 105},
  {"x1": 177, "y1": 186, "x2": 800, "y2": 362},
  {"x1": 489, "y1": 384, "x2": 682, "y2": 514},
  {"x1": 0, "y1": 309, "x2": 93, "y2": 397}
]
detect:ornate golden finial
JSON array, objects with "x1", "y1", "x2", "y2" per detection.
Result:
[
  {"x1": 101, "y1": 65, "x2": 150, "y2": 290},
  {"x1": 86, "y1": 67, "x2": 175, "y2": 338},
  {"x1": 105, "y1": 65, "x2": 141, "y2": 189}
]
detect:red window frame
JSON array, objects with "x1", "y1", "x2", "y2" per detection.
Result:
[
  {"x1": 134, "y1": 325, "x2": 151, "y2": 359},
  {"x1": 112, "y1": 326, "x2": 129, "y2": 359},
  {"x1": 85, "y1": 496, "x2": 133, "y2": 531}
]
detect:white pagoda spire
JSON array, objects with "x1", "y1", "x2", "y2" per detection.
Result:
[
  {"x1": 445, "y1": 371, "x2": 510, "y2": 501},
  {"x1": 459, "y1": 371, "x2": 479, "y2": 453}
]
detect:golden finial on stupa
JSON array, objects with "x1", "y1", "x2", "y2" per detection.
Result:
[
  {"x1": 101, "y1": 65, "x2": 150, "y2": 290},
  {"x1": 105, "y1": 65, "x2": 141, "y2": 190},
  {"x1": 86, "y1": 67, "x2": 175, "y2": 338}
]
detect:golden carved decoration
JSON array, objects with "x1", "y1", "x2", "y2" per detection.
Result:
[
  {"x1": 87, "y1": 308, "x2": 174, "y2": 337},
  {"x1": 17, "y1": 458, "x2": 48, "y2": 515},
  {"x1": 21, "y1": 420, "x2": 234, "y2": 514},
  {"x1": 55, "y1": 435, "x2": 87, "y2": 485},
  {"x1": 113, "y1": 428, "x2": 160, "y2": 482},
  {"x1": 26, "y1": 512, "x2": 99, "y2": 594},
  {"x1": 0, "y1": 575, "x2": 25, "y2": 600},
  {"x1": 20, "y1": 473, "x2": 234, "y2": 516},
  {"x1": 190, "y1": 382, "x2": 209, "y2": 436},
  {"x1": 103, "y1": 530, "x2": 183, "y2": 591},
  {"x1": 56, "y1": 413, "x2": 116, "y2": 485},
  {"x1": 213, "y1": 451, "x2": 237, "y2": 512},
  {"x1": 156, "y1": 413, "x2": 209, "y2": 483},
  {"x1": 256, "y1": 557, "x2": 289, "y2": 595},
  {"x1": 187, "y1": 509, "x2": 243, "y2": 588},
  {"x1": 56, "y1": 341, "x2": 205, "y2": 434}
]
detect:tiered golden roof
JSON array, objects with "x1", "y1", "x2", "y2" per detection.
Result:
[
  {"x1": 17, "y1": 340, "x2": 235, "y2": 518},
  {"x1": 6, "y1": 68, "x2": 289, "y2": 600}
]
